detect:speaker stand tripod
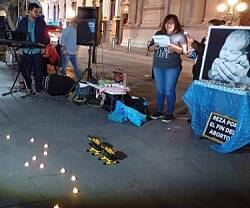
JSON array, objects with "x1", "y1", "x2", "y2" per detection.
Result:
[
  {"x1": 2, "y1": 47, "x2": 31, "y2": 97},
  {"x1": 66, "y1": 45, "x2": 93, "y2": 98}
]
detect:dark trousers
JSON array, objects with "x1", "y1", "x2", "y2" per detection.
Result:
[{"x1": 21, "y1": 53, "x2": 43, "y2": 91}]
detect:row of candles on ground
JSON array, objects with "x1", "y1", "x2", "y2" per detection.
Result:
[
  {"x1": 24, "y1": 139, "x2": 49, "y2": 168},
  {"x1": 5, "y1": 134, "x2": 79, "y2": 208}
]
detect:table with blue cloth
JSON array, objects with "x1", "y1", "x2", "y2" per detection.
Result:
[{"x1": 183, "y1": 80, "x2": 250, "y2": 153}]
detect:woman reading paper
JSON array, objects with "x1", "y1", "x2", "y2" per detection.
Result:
[{"x1": 148, "y1": 14, "x2": 187, "y2": 123}]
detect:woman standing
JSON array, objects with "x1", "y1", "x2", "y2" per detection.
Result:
[{"x1": 148, "y1": 14, "x2": 187, "y2": 122}]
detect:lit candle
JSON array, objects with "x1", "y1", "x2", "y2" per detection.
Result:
[
  {"x1": 72, "y1": 187, "x2": 79, "y2": 194},
  {"x1": 40, "y1": 163, "x2": 45, "y2": 169},
  {"x1": 71, "y1": 175, "x2": 77, "y2": 181},
  {"x1": 30, "y1": 137, "x2": 35, "y2": 143},
  {"x1": 60, "y1": 168, "x2": 66, "y2": 174},
  {"x1": 24, "y1": 161, "x2": 29, "y2": 167},
  {"x1": 32, "y1": 155, "x2": 37, "y2": 161},
  {"x1": 44, "y1": 143, "x2": 49, "y2": 149},
  {"x1": 43, "y1": 151, "x2": 48, "y2": 156},
  {"x1": 6, "y1": 134, "x2": 10, "y2": 140}
]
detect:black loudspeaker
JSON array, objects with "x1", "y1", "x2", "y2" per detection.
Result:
[{"x1": 77, "y1": 7, "x2": 101, "y2": 46}]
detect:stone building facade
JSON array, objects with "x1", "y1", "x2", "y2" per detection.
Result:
[
  {"x1": 119, "y1": 0, "x2": 250, "y2": 47},
  {"x1": 39, "y1": 0, "x2": 83, "y2": 24},
  {"x1": 39, "y1": 0, "x2": 250, "y2": 47}
]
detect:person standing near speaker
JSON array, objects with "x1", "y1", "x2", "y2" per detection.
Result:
[
  {"x1": 16, "y1": 3, "x2": 48, "y2": 94},
  {"x1": 60, "y1": 17, "x2": 81, "y2": 80}
]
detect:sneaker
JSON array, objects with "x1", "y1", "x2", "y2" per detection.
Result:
[
  {"x1": 150, "y1": 111, "x2": 163, "y2": 120},
  {"x1": 162, "y1": 114, "x2": 174, "y2": 123}
]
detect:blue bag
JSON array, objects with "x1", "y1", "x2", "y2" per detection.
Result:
[{"x1": 108, "y1": 101, "x2": 146, "y2": 126}]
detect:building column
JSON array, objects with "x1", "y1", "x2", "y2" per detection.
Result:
[
  {"x1": 188, "y1": 0, "x2": 206, "y2": 25},
  {"x1": 66, "y1": 0, "x2": 72, "y2": 18},
  {"x1": 203, "y1": 0, "x2": 220, "y2": 23},
  {"x1": 114, "y1": 0, "x2": 121, "y2": 19},
  {"x1": 159, "y1": 0, "x2": 170, "y2": 24},
  {"x1": 54, "y1": 3, "x2": 59, "y2": 22},
  {"x1": 41, "y1": 1, "x2": 49, "y2": 22},
  {"x1": 135, "y1": 0, "x2": 144, "y2": 26},
  {"x1": 127, "y1": 0, "x2": 137, "y2": 25},
  {"x1": 169, "y1": 0, "x2": 182, "y2": 18},
  {"x1": 102, "y1": 0, "x2": 110, "y2": 20},
  {"x1": 58, "y1": 0, "x2": 64, "y2": 21},
  {"x1": 164, "y1": 0, "x2": 170, "y2": 15},
  {"x1": 48, "y1": 0, "x2": 54, "y2": 22}
]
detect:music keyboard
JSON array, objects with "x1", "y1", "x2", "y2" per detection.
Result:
[{"x1": 0, "y1": 39, "x2": 45, "y2": 48}]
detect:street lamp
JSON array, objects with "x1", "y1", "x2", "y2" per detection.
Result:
[{"x1": 216, "y1": 0, "x2": 248, "y2": 25}]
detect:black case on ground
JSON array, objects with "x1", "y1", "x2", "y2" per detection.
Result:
[
  {"x1": 103, "y1": 94, "x2": 148, "y2": 115},
  {"x1": 44, "y1": 74, "x2": 76, "y2": 96}
]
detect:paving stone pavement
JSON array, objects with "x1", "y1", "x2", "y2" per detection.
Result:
[{"x1": 0, "y1": 46, "x2": 250, "y2": 208}]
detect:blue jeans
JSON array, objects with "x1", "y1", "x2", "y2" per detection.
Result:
[
  {"x1": 153, "y1": 66, "x2": 181, "y2": 114},
  {"x1": 61, "y1": 53, "x2": 81, "y2": 79}
]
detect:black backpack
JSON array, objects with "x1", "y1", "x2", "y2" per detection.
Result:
[
  {"x1": 44, "y1": 74, "x2": 75, "y2": 96},
  {"x1": 103, "y1": 94, "x2": 149, "y2": 115}
]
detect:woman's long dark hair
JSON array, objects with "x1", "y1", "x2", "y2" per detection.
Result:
[{"x1": 161, "y1": 14, "x2": 182, "y2": 34}]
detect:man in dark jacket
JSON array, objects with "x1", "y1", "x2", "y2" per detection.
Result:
[
  {"x1": 186, "y1": 19, "x2": 226, "y2": 80},
  {"x1": 16, "y1": 3, "x2": 48, "y2": 93}
]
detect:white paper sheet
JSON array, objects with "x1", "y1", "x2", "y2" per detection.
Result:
[
  {"x1": 152, "y1": 35, "x2": 170, "y2": 47},
  {"x1": 79, "y1": 83, "x2": 89, "y2": 88}
]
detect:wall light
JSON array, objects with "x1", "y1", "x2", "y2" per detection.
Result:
[{"x1": 217, "y1": 0, "x2": 248, "y2": 25}]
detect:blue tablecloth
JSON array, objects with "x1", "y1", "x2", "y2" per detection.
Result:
[{"x1": 183, "y1": 80, "x2": 250, "y2": 153}]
